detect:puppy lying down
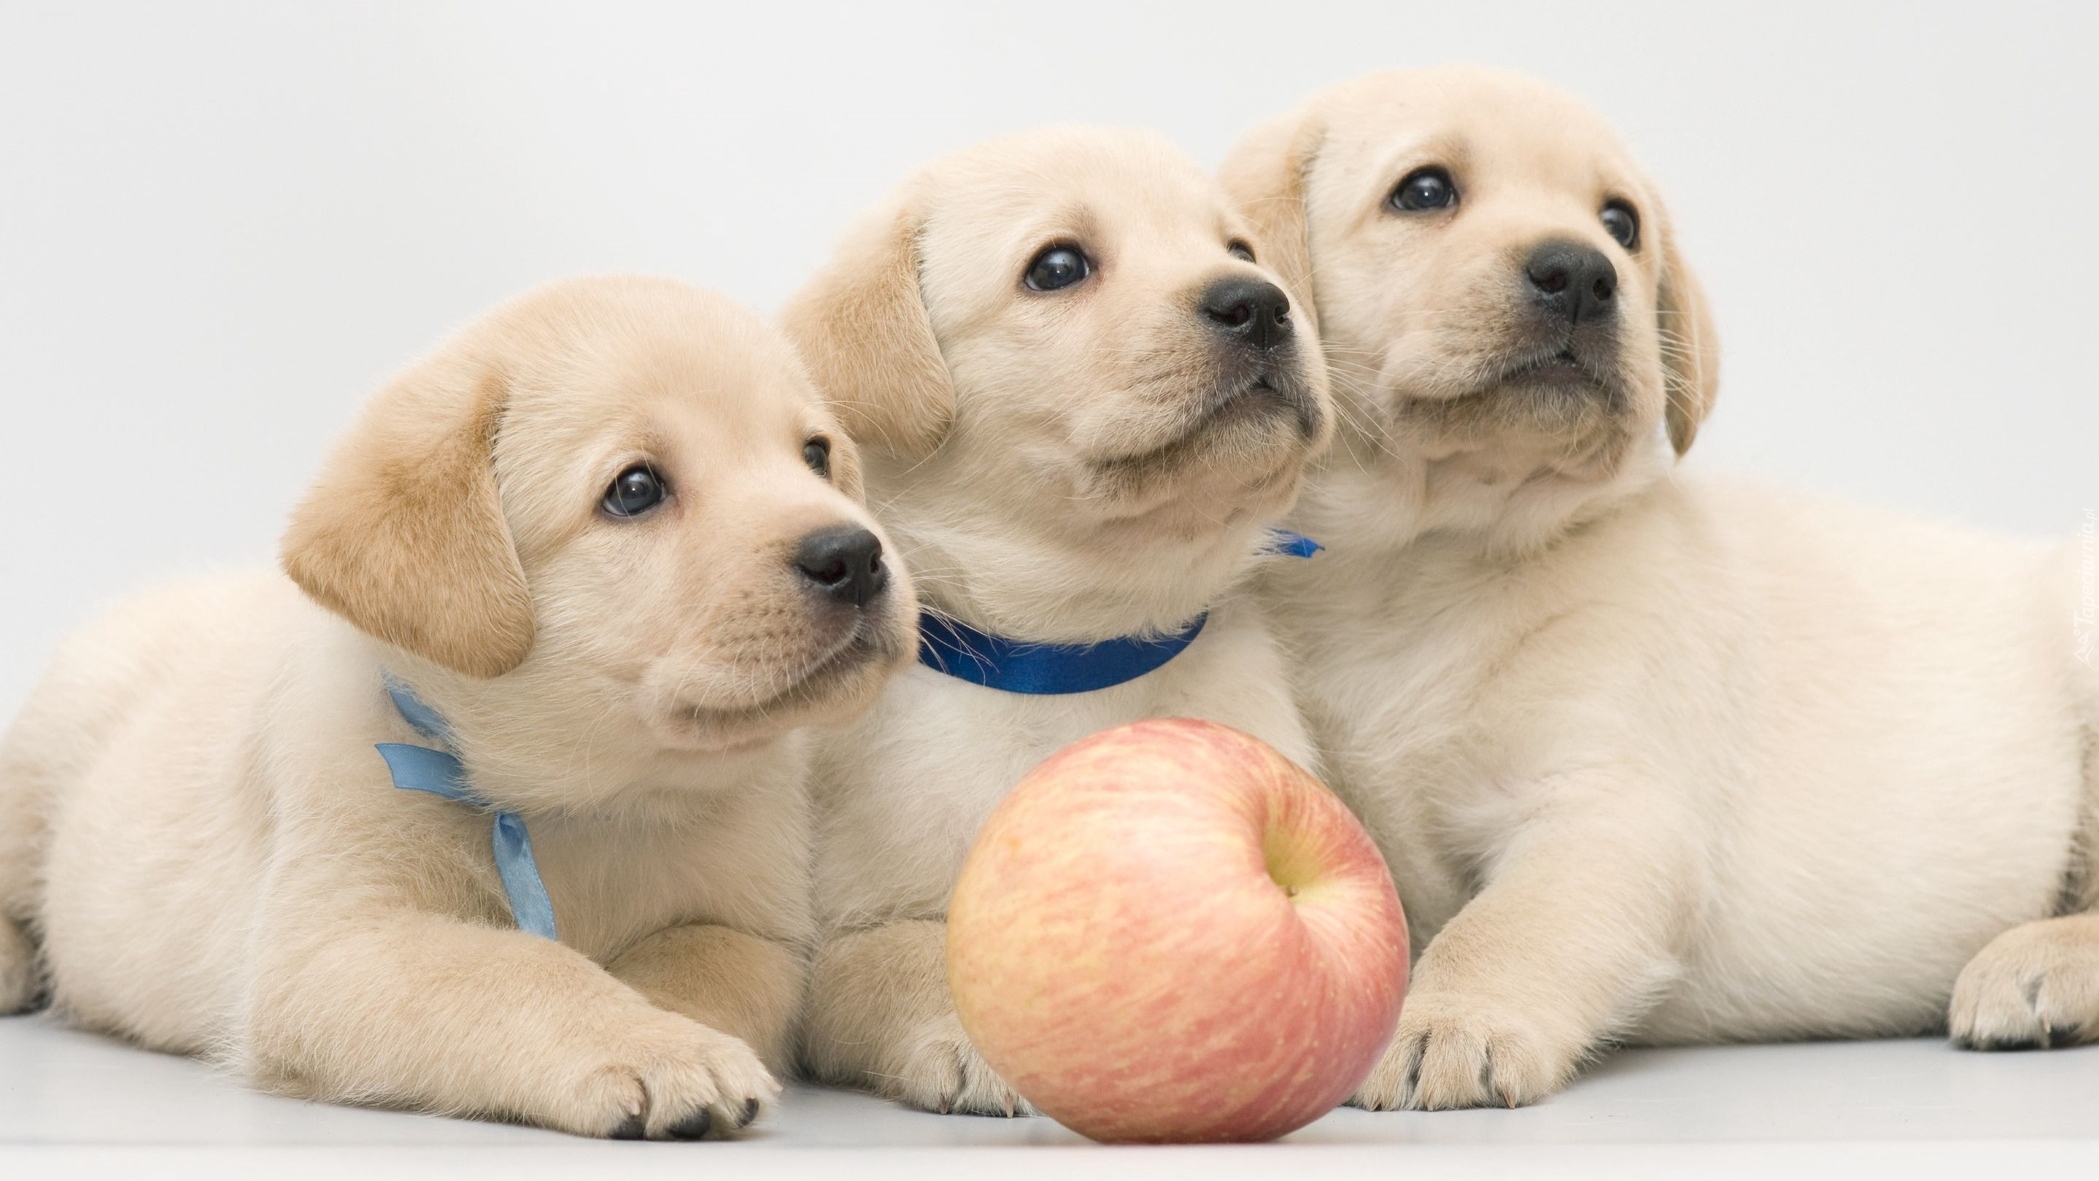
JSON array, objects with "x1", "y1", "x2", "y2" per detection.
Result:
[
  {"x1": 782, "y1": 127, "x2": 1335, "y2": 1115},
  {"x1": 1227, "y1": 67, "x2": 2099, "y2": 1109},
  {"x1": 0, "y1": 277, "x2": 916, "y2": 1137}
]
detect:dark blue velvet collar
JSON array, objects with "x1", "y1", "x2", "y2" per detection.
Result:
[{"x1": 914, "y1": 530, "x2": 1320, "y2": 695}]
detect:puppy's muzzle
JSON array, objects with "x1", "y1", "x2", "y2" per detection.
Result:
[
  {"x1": 1200, "y1": 275, "x2": 1321, "y2": 437},
  {"x1": 794, "y1": 525, "x2": 890, "y2": 610},
  {"x1": 1201, "y1": 277, "x2": 1294, "y2": 351},
  {"x1": 1476, "y1": 238, "x2": 1627, "y2": 404}
]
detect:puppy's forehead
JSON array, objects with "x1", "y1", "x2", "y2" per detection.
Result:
[
  {"x1": 498, "y1": 281, "x2": 827, "y2": 455},
  {"x1": 921, "y1": 127, "x2": 1235, "y2": 252},
  {"x1": 1325, "y1": 69, "x2": 1642, "y2": 202}
]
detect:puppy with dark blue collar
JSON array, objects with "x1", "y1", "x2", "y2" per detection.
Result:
[
  {"x1": 0, "y1": 276, "x2": 917, "y2": 1137},
  {"x1": 782, "y1": 127, "x2": 1335, "y2": 1116}
]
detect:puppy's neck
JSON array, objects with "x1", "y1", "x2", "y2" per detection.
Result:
[
  {"x1": 1298, "y1": 418, "x2": 1671, "y2": 564},
  {"x1": 872, "y1": 494, "x2": 1277, "y2": 644},
  {"x1": 372, "y1": 648, "x2": 794, "y2": 819}
]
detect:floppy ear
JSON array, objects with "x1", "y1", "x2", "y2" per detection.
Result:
[
  {"x1": 1219, "y1": 109, "x2": 1326, "y2": 332},
  {"x1": 1655, "y1": 208, "x2": 1721, "y2": 456},
  {"x1": 779, "y1": 197, "x2": 954, "y2": 459},
  {"x1": 281, "y1": 349, "x2": 535, "y2": 678}
]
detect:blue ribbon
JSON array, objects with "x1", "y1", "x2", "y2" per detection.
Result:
[
  {"x1": 915, "y1": 529, "x2": 1321, "y2": 695},
  {"x1": 374, "y1": 675, "x2": 559, "y2": 941}
]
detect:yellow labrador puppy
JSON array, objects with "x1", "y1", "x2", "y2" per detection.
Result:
[
  {"x1": 1226, "y1": 67, "x2": 2097, "y2": 1109},
  {"x1": 0, "y1": 277, "x2": 917, "y2": 1137},
  {"x1": 783, "y1": 127, "x2": 1334, "y2": 1115}
]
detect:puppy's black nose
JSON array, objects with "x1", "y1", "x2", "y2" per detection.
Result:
[
  {"x1": 1525, "y1": 240, "x2": 1618, "y2": 325},
  {"x1": 1201, "y1": 277, "x2": 1293, "y2": 350},
  {"x1": 793, "y1": 525, "x2": 888, "y2": 609}
]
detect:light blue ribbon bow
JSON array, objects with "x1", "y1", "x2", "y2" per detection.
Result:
[
  {"x1": 916, "y1": 529, "x2": 1322, "y2": 695},
  {"x1": 374, "y1": 675, "x2": 559, "y2": 941}
]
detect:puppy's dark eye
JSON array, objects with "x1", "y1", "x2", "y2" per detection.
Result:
[
  {"x1": 1390, "y1": 167, "x2": 1457, "y2": 212},
  {"x1": 1601, "y1": 200, "x2": 1640, "y2": 250},
  {"x1": 803, "y1": 437, "x2": 832, "y2": 479},
  {"x1": 1227, "y1": 240, "x2": 1256, "y2": 263},
  {"x1": 1024, "y1": 246, "x2": 1091, "y2": 292},
  {"x1": 602, "y1": 464, "x2": 666, "y2": 518}
]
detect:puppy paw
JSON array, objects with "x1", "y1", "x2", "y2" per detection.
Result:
[
  {"x1": 547, "y1": 1016, "x2": 780, "y2": 1139},
  {"x1": 1351, "y1": 990, "x2": 1581, "y2": 1111},
  {"x1": 0, "y1": 919, "x2": 38, "y2": 1014},
  {"x1": 1951, "y1": 916, "x2": 2099, "y2": 1051},
  {"x1": 885, "y1": 1014, "x2": 1037, "y2": 1117}
]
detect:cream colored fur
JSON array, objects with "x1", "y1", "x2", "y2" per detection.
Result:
[
  {"x1": 1226, "y1": 67, "x2": 2099, "y2": 1109},
  {"x1": 0, "y1": 276, "x2": 918, "y2": 1137},
  {"x1": 781, "y1": 127, "x2": 1335, "y2": 1114}
]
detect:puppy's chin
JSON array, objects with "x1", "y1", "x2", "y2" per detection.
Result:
[
  {"x1": 1085, "y1": 375, "x2": 1323, "y2": 521},
  {"x1": 641, "y1": 622, "x2": 908, "y2": 754},
  {"x1": 1378, "y1": 340, "x2": 1649, "y2": 481},
  {"x1": 1402, "y1": 386, "x2": 1625, "y2": 465}
]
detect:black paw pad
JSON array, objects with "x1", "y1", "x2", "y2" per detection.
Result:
[
  {"x1": 608, "y1": 1111, "x2": 647, "y2": 1140},
  {"x1": 666, "y1": 1108, "x2": 715, "y2": 1140}
]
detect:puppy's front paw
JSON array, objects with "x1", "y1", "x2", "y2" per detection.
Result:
[
  {"x1": 1951, "y1": 916, "x2": 2099, "y2": 1051},
  {"x1": 1351, "y1": 989, "x2": 1581, "y2": 1111},
  {"x1": 548, "y1": 1015, "x2": 780, "y2": 1139},
  {"x1": 0, "y1": 919, "x2": 39, "y2": 1014},
  {"x1": 887, "y1": 1014, "x2": 1037, "y2": 1117}
]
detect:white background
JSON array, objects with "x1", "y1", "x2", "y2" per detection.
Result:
[{"x1": 2, "y1": 0, "x2": 2094, "y2": 717}]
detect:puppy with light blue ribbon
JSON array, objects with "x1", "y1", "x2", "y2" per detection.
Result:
[
  {"x1": 0, "y1": 277, "x2": 918, "y2": 1139},
  {"x1": 780, "y1": 127, "x2": 1337, "y2": 1116}
]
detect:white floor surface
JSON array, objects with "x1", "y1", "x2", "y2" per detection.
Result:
[{"x1": 3, "y1": 1011, "x2": 2095, "y2": 1179}]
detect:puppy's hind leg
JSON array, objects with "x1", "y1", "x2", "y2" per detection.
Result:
[
  {"x1": 0, "y1": 921, "x2": 32, "y2": 1015},
  {"x1": 1950, "y1": 716, "x2": 2099, "y2": 1050},
  {"x1": 803, "y1": 920, "x2": 1036, "y2": 1116},
  {"x1": 0, "y1": 588, "x2": 216, "y2": 1015},
  {"x1": 1950, "y1": 914, "x2": 2099, "y2": 1050},
  {"x1": 0, "y1": 710, "x2": 55, "y2": 1014}
]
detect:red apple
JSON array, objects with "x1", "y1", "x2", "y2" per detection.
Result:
[{"x1": 946, "y1": 717, "x2": 1407, "y2": 1143}]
